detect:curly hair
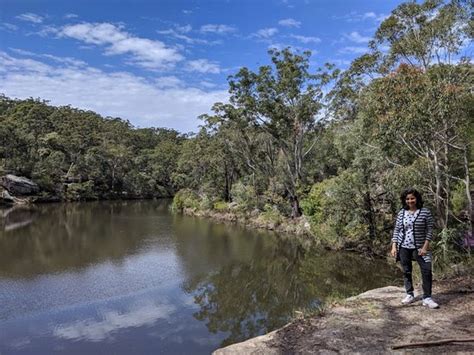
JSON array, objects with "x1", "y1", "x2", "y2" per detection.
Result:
[{"x1": 400, "y1": 188, "x2": 424, "y2": 210}]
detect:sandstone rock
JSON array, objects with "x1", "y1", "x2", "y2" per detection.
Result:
[
  {"x1": 0, "y1": 174, "x2": 40, "y2": 195},
  {"x1": 0, "y1": 187, "x2": 15, "y2": 205}
]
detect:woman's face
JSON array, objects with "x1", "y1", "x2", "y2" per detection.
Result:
[{"x1": 406, "y1": 193, "x2": 417, "y2": 209}]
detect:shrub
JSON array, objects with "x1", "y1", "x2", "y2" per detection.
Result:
[
  {"x1": 199, "y1": 194, "x2": 214, "y2": 210},
  {"x1": 258, "y1": 204, "x2": 283, "y2": 226},
  {"x1": 231, "y1": 182, "x2": 257, "y2": 212},
  {"x1": 432, "y1": 227, "x2": 470, "y2": 275},
  {"x1": 171, "y1": 188, "x2": 200, "y2": 212},
  {"x1": 213, "y1": 201, "x2": 228, "y2": 211},
  {"x1": 64, "y1": 180, "x2": 97, "y2": 201}
]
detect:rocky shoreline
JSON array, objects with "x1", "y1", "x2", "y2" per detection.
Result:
[{"x1": 214, "y1": 276, "x2": 474, "y2": 354}]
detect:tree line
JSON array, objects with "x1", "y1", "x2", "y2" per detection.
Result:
[
  {"x1": 1, "y1": 0, "x2": 472, "y2": 256},
  {"x1": 0, "y1": 96, "x2": 184, "y2": 200}
]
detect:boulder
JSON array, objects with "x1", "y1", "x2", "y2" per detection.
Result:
[
  {"x1": 0, "y1": 187, "x2": 15, "y2": 205},
  {"x1": 0, "y1": 174, "x2": 40, "y2": 196}
]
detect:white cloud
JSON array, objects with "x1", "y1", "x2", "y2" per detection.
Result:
[
  {"x1": 186, "y1": 59, "x2": 221, "y2": 74},
  {"x1": 0, "y1": 23, "x2": 18, "y2": 32},
  {"x1": 157, "y1": 28, "x2": 221, "y2": 45},
  {"x1": 344, "y1": 31, "x2": 371, "y2": 43},
  {"x1": 362, "y1": 12, "x2": 388, "y2": 22},
  {"x1": 0, "y1": 52, "x2": 228, "y2": 133},
  {"x1": 9, "y1": 48, "x2": 87, "y2": 67},
  {"x1": 58, "y1": 22, "x2": 183, "y2": 70},
  {"x1": 64, "y1": 13, "x2": 79, "y2": 19},
  {"x1": 200, "y1": 24, "x2": 236, "y2": 34},
  {"x1": 153, "y1": 76, "x2": 184, "y2": 89},
  {"x1": 176, "y1": 24, "x2": 192, "y2": 33},
  {"x1": 254, "y1": 28, "x2": 278, "y2": 39},
  {"x1": 290, "y1": 35, "x2": 321, "y2": 44},
  {"x1": 339, "y1": 46, "x2": 368, "y2": 54},
  {"x1": 16, "y1": 13, "x2": 44, "y2": 24},
  {"x1": 333, "y1": 11, "x2": 387, "y2": 23},
  {"x1": 199, "y1": 81, "x2": 217, "y2": 89},
  {"x1": 278, "y1": 18, "x2": 301, "y2": 28},
  {"x1": 183, "y1": 10, "x2": 193, "y2": 15}
]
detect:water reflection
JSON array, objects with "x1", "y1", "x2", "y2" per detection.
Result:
[
  {"x1": 180, "y1": 235, "x2": 396, "y2": 347},
  {"x1": 0, "y1": 205, "x2": 38, "y2": 232},
  {"x1": 0, "y1": 200, "x2": 172, "y2": 277},
  {"x1": 54, "y1": 300, "x2": 176, "y2": 342}
]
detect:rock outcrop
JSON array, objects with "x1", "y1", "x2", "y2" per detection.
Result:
[
  {"x1": 0, "y1": 174, "x2": 40, "y2": 196},
  {"x1": 214, "y1": 277, "x2": 474, "y2": 354}
]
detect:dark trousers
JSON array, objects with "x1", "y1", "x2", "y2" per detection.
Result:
[{"x1": 399, "y1": 247, "x2": 432, "y2": 299}]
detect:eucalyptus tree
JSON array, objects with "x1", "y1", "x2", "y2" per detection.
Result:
[
  {"x1": 202, "y1": 103, "x2": 279, "y2": 203},
  {"x1": 331, "y1": 0, "x2": 473, "y2": 231},
  {"x1": 224, "y1": 48, "x2": 336, "y2": 217}
]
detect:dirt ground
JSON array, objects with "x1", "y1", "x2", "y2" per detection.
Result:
[{"x1": 215, "y1": 275, "x2": 474, "y2": 354}]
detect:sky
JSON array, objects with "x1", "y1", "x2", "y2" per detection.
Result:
[{"x1": 0, "y1": 0, "x2": 406, "y2": 133}]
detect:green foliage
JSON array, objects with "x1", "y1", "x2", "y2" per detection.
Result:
[
  {"x1": 432, "y1": 228, "x2": 471, "y2": 274},
  {"x1": 213, "y1": 201, "x2": 229, "y2": 211},
  {"x1": 0, "y1": 96, "x2": 183, "y2": 201},
  {"x1": 301, "y1": 174, "x2": 365, "y2": 247},
  {"x1": 257, "y1": 204, "x2": 284, "y2": 226},
  {"x1": 230, "y1": 181, "x2": 257, "y2": 212},
  {"x1": 171, "y1": 189, "x2": 200, "y2": 212},
  {"x1": 450, "y1": 181, "x2": 468, "y2": 216},
  {"x1": 64, "y1": 181, "x2": 97, "y2": 201}
]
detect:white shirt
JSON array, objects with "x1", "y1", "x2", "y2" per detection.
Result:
[{"x1": 401, "y1": 209, "x2": 419, "y2": 249}]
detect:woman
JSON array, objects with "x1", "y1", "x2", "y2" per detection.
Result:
[{"x1": 391, "y1": 188, "x2": 439, "y2": 308}]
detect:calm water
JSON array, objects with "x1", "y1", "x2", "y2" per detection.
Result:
[{"x1": 0, "y1": 200, "x2": 399, "y2": 354}]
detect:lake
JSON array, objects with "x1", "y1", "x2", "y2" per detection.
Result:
[{"x1": 0, "y1": 200, "x2": 399, "y2": 354}]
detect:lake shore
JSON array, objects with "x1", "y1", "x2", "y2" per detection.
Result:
[
  {"x1": 181, "y1": 207, "x2": 379, "y2": 255},
  {"x1": 214, "y1": 275, "x2": 474, "y2": 354}
]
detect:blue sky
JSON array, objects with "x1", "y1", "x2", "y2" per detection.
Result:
[{"x1": 0, "y1": 0, "x2": 405, "y2": 133}]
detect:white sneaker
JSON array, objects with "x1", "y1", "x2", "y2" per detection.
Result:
[
  {"x1": 422, "y1": 297, "x2": 439, "y2": 309},
  {"x1": 401, "y1": 294, "x2": 415, "y2": 305}
]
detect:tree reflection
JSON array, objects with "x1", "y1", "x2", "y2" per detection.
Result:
[
  {"x1": 0, "y1": 200, "x2": 171, "y2": 277},
  {"x1": 183, "y1": 239, "x2": 399, "y2": 347}
]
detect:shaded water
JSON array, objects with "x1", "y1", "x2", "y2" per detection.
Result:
[{"x1": 0, "y1": 200, "x2": 399, "y2": 354}]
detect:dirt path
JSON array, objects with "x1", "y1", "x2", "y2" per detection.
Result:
[{"x1": 214, "y1": 276, "x2": 473, "y2": 354}]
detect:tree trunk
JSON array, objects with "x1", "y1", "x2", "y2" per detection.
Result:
[
  {"x1": 463, "y1": 149, "x2": 473, "y2": 236},
  {"x1": 291, "y1": 195, "x2": 302, "y2": 218},
  {"x1": 364, "y1": 187, "x2": 376, "y2": 240},
  {"x1": 432, "y1": 149, "x2": 446, "y2": 229}
]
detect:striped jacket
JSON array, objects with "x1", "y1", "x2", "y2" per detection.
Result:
[{"x1": 392, "y1": 207, "x2": 434, "y2": 261}]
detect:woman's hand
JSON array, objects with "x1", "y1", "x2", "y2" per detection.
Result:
[
  {"x1": 419, "y1": 240, "x2": 430, "y2": 256},
  {"x1": 418, "y1": 247, "x2": 428, "y2": 256},
  {"x1": 390, "y1": 244, "x2": 397, "y2": 258}
]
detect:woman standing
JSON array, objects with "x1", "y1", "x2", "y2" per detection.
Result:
[{"x1": 391, "y1": 188, "x2": 439, "y2": 308}]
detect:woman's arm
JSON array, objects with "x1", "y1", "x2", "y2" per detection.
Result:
[
  {"x1": 392, "y1": 210, "x2": 402, "y2": 243},
  {"x1": 391, "y1": 210, "x2": 402, "y2": 257},
  {"x1": 419, "y1": 209, "x2": 434, "y2": 256}
]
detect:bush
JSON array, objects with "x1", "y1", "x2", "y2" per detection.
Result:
[
  {"x1": 258, "y1": 204, "x2": 283, "y2": 226},
  {"x1": 231, "y1": 182, "x2": 257, "y2": 212},
  {"x1": 64, "y1": 181, "x2": 97, "y2": 201},
  {"x1": 171, "y1": 188, "x2": 200, "y2": 212},
  {"x1": 213, "y1": 200, "x2": 228, "y2": 211},
  {"x1": 301, "y1": 172, "x2": 366, "y2": 247},
  {"x1": 432, "y1": 227, "x2": 471, "y2": 275},
  {"x1": 199, "y1": 194, "x2": 214, "y2": 210}
]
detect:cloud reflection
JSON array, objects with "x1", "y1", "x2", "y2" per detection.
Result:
[{"x1": 53, "y1": 301, "x2": 176, "y2": 342}]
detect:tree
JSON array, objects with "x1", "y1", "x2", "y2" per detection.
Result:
[{"x1": 223, "y1": 48, "x2": 336, "y2": 217}]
